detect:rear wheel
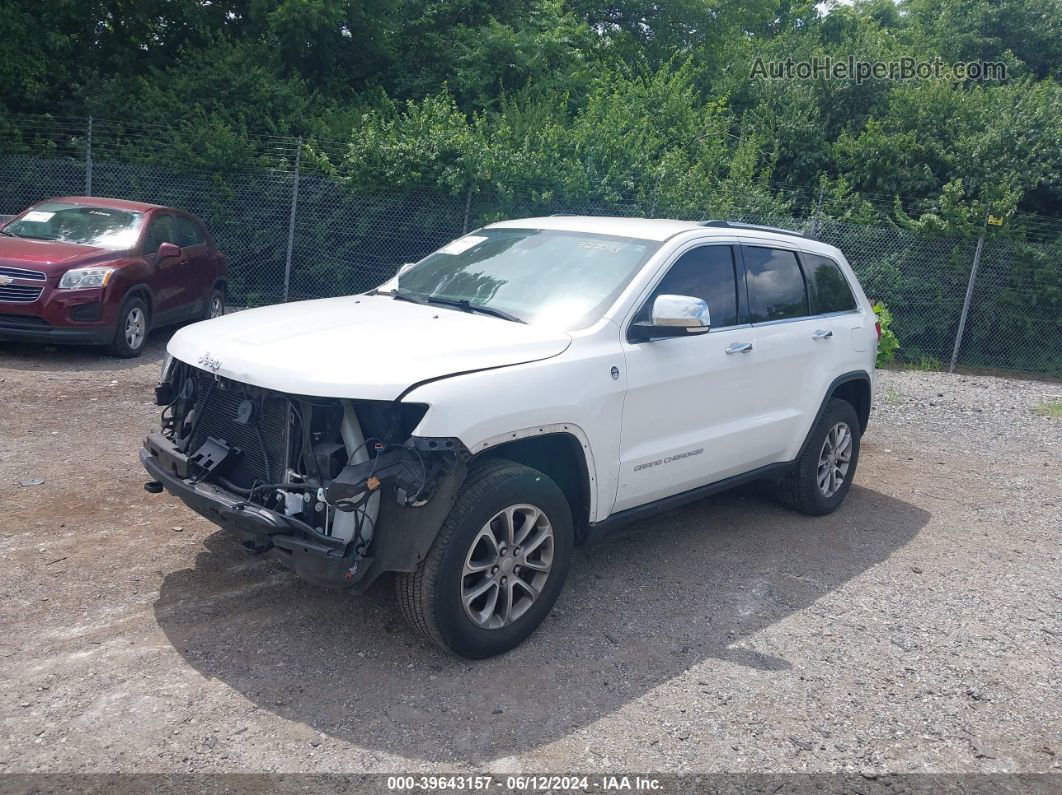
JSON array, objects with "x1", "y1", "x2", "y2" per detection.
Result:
[
  {"x1": 108, "y1": 296, "x2": 149, "y2": 358},
  {"x1": 396, "y1": 459, "x2": 573, "y2": 658},
  {"x1": 777, "y1": 398, "x2": 861, "y2": 516}
]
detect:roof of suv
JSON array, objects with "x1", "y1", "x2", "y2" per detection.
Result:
[
  {"x1": 486, "y1": 215, "x2": 814, "y2": 244},
  {"x1": 486, "y1": 215, "x2": 702, "y2": 241},
  {"x1": 47, "y1": 196, "x2": 166, "y2": 213}
]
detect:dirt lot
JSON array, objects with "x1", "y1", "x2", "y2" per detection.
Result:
[{"x1": 1, "y1": 333, "x2": 1059, "y2": 776}]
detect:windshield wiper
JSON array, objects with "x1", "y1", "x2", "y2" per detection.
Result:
[
  {"x1": 0, "y1": 229, "x2": 15, "y2": 237},
  {"x1": 422, "y1": 295, "x2": 525, "y2": 324},
  {"x1": 390, "y1": 288, "x2": 524, "y2": 323},
  {"x1": 390, "y1": 288, "x2": 429, "y2": 305}
]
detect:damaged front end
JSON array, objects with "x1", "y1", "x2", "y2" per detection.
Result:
[{"x1": 141, "y1": 359, "x2": 467, "y2": 590}]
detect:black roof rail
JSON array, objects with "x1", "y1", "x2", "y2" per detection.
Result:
[{"x1": 699, "y1": 220, "x2": 814, "y2": 240}]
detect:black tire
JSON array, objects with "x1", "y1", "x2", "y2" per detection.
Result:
[
  {"x1": 201, "y1": 287, "x2": 225, "y2": 321},
  {"x1": 777, "y1": 398, "x2": 861, "y2": 516},
  {"x1": 396, "y1": 459, "x2": 574, "y2": 658},
  {"x1": 108, "y1": 296, "x2": 150, "y2": 358}
]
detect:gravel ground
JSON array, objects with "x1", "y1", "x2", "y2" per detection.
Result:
[{"x1": 0, "y1": 335, "x2": 1059, "y2": 778}]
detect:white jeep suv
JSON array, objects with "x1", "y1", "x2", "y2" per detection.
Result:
[{"x1": 142, "y1": 217, "x2": 878, "y2": 658}]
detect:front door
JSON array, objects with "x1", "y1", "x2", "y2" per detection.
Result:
[
  {"x1": 615, "y1": 242, "x2": 766, "y2": 513},
  {"x1": 142, "y1": 213, "x2": 186, "y2": 318}
]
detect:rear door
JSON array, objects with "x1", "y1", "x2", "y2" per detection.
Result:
[
  {"x1": 738, "y1": 239, "x2": 835, "y2": 461},
  {"x1": 174, "y1": 215, "x2": 214, "y2": 314},
  {"x1": 799, "y1": 250, "x2": 869, "y2": 374},
  {"x1": 615, "y1": 241, "x2": 766, "y2": 512}
]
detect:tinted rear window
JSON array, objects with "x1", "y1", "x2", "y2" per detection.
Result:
[
  {"x1": 175, "y1": 217, "x2": 206, "y2": 247},
  {"x1": 743, "y1": 246, "x2": 810, "y2": 323}
]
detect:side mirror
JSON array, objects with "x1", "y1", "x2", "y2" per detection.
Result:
[
  {"x1": 157, "y1": 242, "x2": 181, "y2": 259},
  {"x1": 629, "y1": 294, "x2": 711, "y2": 341}
]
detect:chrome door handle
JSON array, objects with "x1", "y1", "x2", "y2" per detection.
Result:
[
  {"x1": 811, "y1": 329, "x2": 834, "y2": 340},
  {"x1": 725, "y1": 342, "x2": 754, "y2": 354}
]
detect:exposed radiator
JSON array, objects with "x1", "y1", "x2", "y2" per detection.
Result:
[{"x1": 188, "y1": 369, "x2": 290, "y2": 488}]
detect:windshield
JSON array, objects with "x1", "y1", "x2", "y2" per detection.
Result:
[
  {"x1": 4, "y1": 202, "x2": 143, "y2": 249},
  {"x1": 396, "y1": 228, "x2": 660, "y2": 330}
]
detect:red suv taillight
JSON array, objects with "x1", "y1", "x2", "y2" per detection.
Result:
[{"x1": 875, "y1": 321, "x2": 882, "y2": 340}]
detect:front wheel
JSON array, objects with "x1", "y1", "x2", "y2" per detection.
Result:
[
  {"x1": 108, "y1": 297, "x2": 149, "y2": 358},
  {"x1": 201, "y1": 287, "x2": 225, "y2": 321},
  {"x1": 777, "y1": 398, "x2": 861, "y2": 516},
  {"x1": 396, "y1": 459, "x2": 574, "y2": 658}
]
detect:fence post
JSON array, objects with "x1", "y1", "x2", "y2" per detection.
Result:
[
  {"x1": 462, "y1": 183, "x2": 473, "y2": 234},
  {"x1": 283, "y1": 137, "x2": 302, "y2": 303},
  {"x1": 84, "y1": 116, "x2": 93, "y2": 196},
  {"x1": 948, "y1": 212, "x2": 989, "y2": 373},
  {"x1": 811, "y1": 184, "x2": 824, "y2": 238},
  {"x1": 648, "y1": 165, "x2": 665, "y2": 219}
]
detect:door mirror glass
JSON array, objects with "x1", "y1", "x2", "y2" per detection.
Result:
[
  {"x1": 631, "y1": 294, "x2": 711, "y2": 340},
  {"x1": 157, "y1": 241, "x2": 181, "y2": 259}
]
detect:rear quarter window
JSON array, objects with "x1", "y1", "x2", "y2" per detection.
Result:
[{"x1": 802, "y1": 253, "x2": 857, "y2": 314}]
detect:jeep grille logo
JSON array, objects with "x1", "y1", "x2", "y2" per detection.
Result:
[
  {"x1": 198, "y1": 353, "x2": 222, "y2": 372},
  {"x1": 0, "y1": 275, "x2": 13, "y2": 286}
]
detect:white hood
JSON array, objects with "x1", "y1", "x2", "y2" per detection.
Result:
[{"x1": 166, "y1": 294, "x2": 572, "y2": 400}]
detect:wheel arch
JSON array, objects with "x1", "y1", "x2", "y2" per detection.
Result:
[
  {"x1": 122, "y1": 284, "x2": 155, "y2": 320},
  {"x1": 470, "y1": 427, "x2": 595, "y2": 542},
  {"x1": 798, "y1": 370, "x2": 872, "y2": 459},
  {"x1": 830, "y1": 372, "x2": 872, "y2": 434}
]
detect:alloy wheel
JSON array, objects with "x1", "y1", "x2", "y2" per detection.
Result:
[
  {"x1": 817, "y1": 421, "x2": 852, "y2": 498},
  {"x1": 125, "y1": 307, "x2": 146, "y2": 349},
  {"x1": 461, "y1": 504, "x2": 554, "y2": 630}
]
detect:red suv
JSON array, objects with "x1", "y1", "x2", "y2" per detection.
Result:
[{"x1": 0, "y1": 197, "x2": 227, "y2": 357}]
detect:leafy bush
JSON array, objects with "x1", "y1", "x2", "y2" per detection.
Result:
[{"x1": 873, "y1": 301, "x2": 900, "y2": 367}]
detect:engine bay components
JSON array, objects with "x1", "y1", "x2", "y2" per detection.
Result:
[{"x1": 155, "y1": 359, "x2": 463, "y2": 563}]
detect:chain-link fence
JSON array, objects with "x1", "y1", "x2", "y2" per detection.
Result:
[{"x1": 1, "y1": 116, "x2": 1059, "y2": 377}]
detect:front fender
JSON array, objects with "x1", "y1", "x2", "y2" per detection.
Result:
[
  {"x1": 468, "y1": 422, "x2": 598, "y2": 523},
  {"x1": 402, "y1": 346, "x2": 624, "y2": 523},
  {"x1": 109, "y1": 261, "x2": 154, "y2": 305}
]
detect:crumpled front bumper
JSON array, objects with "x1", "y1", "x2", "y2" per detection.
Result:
[{"x1": 140, "y1": 434, "x2": 371, "y2": 588}]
